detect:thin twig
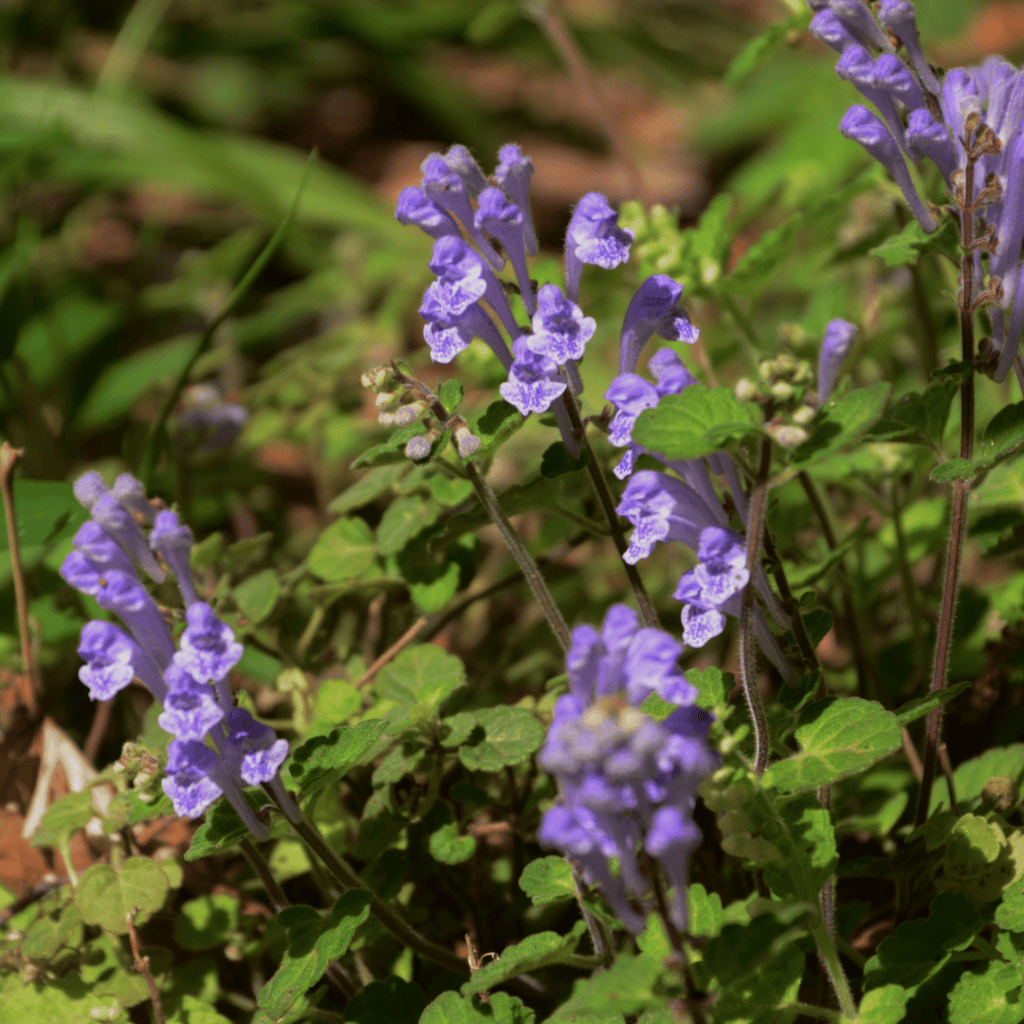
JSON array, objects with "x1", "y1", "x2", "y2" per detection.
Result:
[
  {"x1": 938, "y1": 743, "x2": 958, "y2": 808},
  {"x1": 240, "y1": 837, "x2": 289, "y2": 912},
  {"x1": 527, "y1": 2, "x2": 652, "y2": 207},
  {"x1": 83, "y1": 698, "x2": 114, "y2": 765},
  {"x1": 127, "y1": 907, "x2": 166, "y2": 1024},
  {"x1": 741, "y1": 439, "x2": 773, "y2": 776},
  {"x1": 264, "y1": 787, "x2": 469, "y2": 976},
  {"x1": 916, "y1": 124, "x2": 983, "y2": 825},
  {"x1": 0, "y1": 442, "x2": 38, "y2": 714},
  {"x1": 762, "y1": 530, "x2": 819, "y2": 671},
  {"x1": 569, "y1": 861, "x2": 612, "y2": 965},
  {"x1": 797, "y1": 471, "x2": 872, "y2": 700},
  {"x1": 901, "y1": 727, "x2": 924, "y2": 783},
  {"x1": 816, "y1": 784, "x2": 836, "y2": 1010},
  {"x1": 561, "y1": 392, "x2": 658, "y2": 628},
  {"x1": 355, "y1": 617, "x2": 428, "y2": 689},
  {"x1": 464, "y1": 462, "x2": 572, "y2": 651}
]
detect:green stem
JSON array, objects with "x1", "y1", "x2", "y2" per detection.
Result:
[
  {"x1": 807, "y1": 915, "x2": 857, "y2": 1020},
  {"x1": 762, "y1": 529, "x2": 819, "y2": 671},
  {"x1": 139, "y1": 152, "x2": 315, "y2": 488},
  {"x1": 274, "y1": 796, "x2": 468, "y2": 976},
  {"x1": 890, "y1": 479, "x2": 927, "y2": 683},
  {"x1": 560, "y1": 392, "x2": 658, "y2": 628},
  {"x1": 240, "y1": 838, "x2": 288, "y2": 912},
  {"x1": 464, "y1": 461, "x2": 572, "y2": 651},
  {"x1": 916, "y1": 134, "x2": 980, "y2": 826},
  {"x1": 741, "y1": 439, "x2": 773, "y2": 776}
]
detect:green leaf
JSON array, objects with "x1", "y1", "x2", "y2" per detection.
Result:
[
  {"x1": 857, "y1": 985, "x2": 909, "y2": 1024},
  {"x1": 420, "y1": 991, "x2": 535, "y2": 1024},
  {"x1": 995, "y1": 879, "x2": 1024, "y2": 931},
  {"x1": 461, "y1": 921, "x2": 588, "y2": 995},
  {"x1": 931, "y1": 458, "x2": 974, "y2": 483},
  {"x1": 375, "y1": 644, "x2": 466, "y2": 713},
  {"x1": 328, "y1": 464, "x2": 408, "y2": 515},
  {"x1": 377, "y1": 496, "x2": 440, "y2": 556},
  {"x1": 233, "y1": 568, "x2": 280, "y2": 623},
  {"x1": 762, "y1": 697, "x2": 902, "y2": 792},
  {"x1": 870, "y1": 379, "x2": 959, "y2": 446},
  {"x1": 343, "y1": 977, "x2": 427, "y2": 1024},
  {"x1": 75, "y1": 857, "x2": 169, "y2": 934},
  {"x1": 185, "y1": 789, "x2": 269, "y2": 860},
  {"x1": 725, "y1": 9, "x2": 811, "y2": 85},
  {"x1": 632, "y1": 386, "x2": 760, "y2": 459},
  {"x1": 868, "y1": 215, "x2": 960, "y2": 267},
  {"x1": 548, "y1": 953, "x2": 664, "y2": 1020},
  {"x1": 791, "y1": 382, "x2": 891, "y2": 466},
  {"x1": 687, "y1": 883, "x2": 725, "y2": 938},
  {"x1": 931, "y1": 744, "x2": 1024, "y2": 813},
  {"x1": 977, "y1": 401, "x2": 1024, "y2": 469},
  {"x1": 466, "y1": 399, "x2": 522, "y2": 462},
  {"x1": 689, "y1": 666, "x2": 728, "y2": 710},
  {"x1": 457, "y1": 706, "x2": 546, "y2": 772},
  {"x1": 30, "y1": 790, "x2": 94, "y2": 849},
  {"x1": 428, "y1": 821, "x2": 476, "y2": 864},
  {"x1": 947, "y1": 962, "x2": 1024, "y2": 1024},
  {"x1": 257, "y1": 890, "x2": 372, "y2": 1020},
  {"x1": 439, "y1": 379, "x2": 464, "y2": 416},
  {"x1": 0, "y1": 971, "x2": 122, "y2": 1024},
  {"x1": 519, "y1": 856, "x2": 576, "y2": 905},
  {"x1": 173, "y1": 893, "x2": 240, "y2": 951},
  {"x1": 307, "y1": 516, "x2": 377, "y2": 582},
  {"x1": 864, "y1": 892, "x2": 982, "y2": 994},
  {"x1": 724, "y1": 214, "x2": 801, "y2": 290},
  {"x1": 313, "y1": 678, "x2": 361, "y2": 725},
  {"x1": 893, "y1": 682, "x2": 971, "y2": 727},
  {"x1": 285, "y1": 719, "x2": 387, "y2": 795},
  {"x1": 540, "y1": 441, "x2": 590, "y2": 478},
  {"x1": 763, "y1": 792, "x2": 838, "y2": 899}
]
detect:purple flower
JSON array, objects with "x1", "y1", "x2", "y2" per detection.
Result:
[
  {"x1": 421, "y1": 151, "x2": 503, "y2": 270},
  {"x1": 618, "y1": 276, "x2": 700, "y2": 376},
  {"x1": 499, "y1": 336, "x2": 568, "y2": 415},
  {"x1": 72, "y1": 472, "x2": 109, "y2": 511},
  {"x1": 818, "y1": 318, "x2": 858, "y2": 404},
  {"x1": 564, "y1": 193, "x2": 633, "y2": 302},
  {"x1": 395, "y1": 185, "x2": 460, "y2": 240},
  {"x1": 224, "y1": 708, "x2": 290, "y2": 786},
  {"x1": 426, "y1": 235, "x2": 520, "y2": 340},
  {"x1": 174, "y1": 602, "x2": 244, "y2": 683},
  {"x1": 537, "y1": 605, "x2": 719, "y2": 933},
  {"x1": 163, "y1": 740, "x2": 224, "y2": 819},
  {"x1": 905, "y1": 108, "x2": 955, "y2": 181},
  {"x1": 94, "y1": 569, "x2": 176, "y2": 668},
  {"x1": 824, "y1": 0, "x2": 892, "y2": 52},
  {"x1": 89, "y1": 493, "x2": 166, "y2": 584},
  {"x1": 425, "y1": 304, "x2": 513, "y2": 371},
  {"x1": 809, "y1": 10, "x2": 859, "y2": 53},
  {"x1": 475, "y1": 187, "x2": 536, "y2": 316},
  {"x1": 158, "y1": 664, "x2": 225, "y2": 742},
  {"x1": 526, "y1": 284, "x2": 596, "y2": 364},
  {"x1": 674, "y1": 527, "x2": 749, "y2": 649},
  {"x1": 77, "y1": 621, "x2": 139, "y2": 701},
  {"x1": 71, "y1": 522, "x2": 136, "y2": 578},
  {"x1": 110, "y1": 474, "x2": 156, "y2": 525},
  {"x1": 174, "y1": 385, "x2": 248, "y2": 457},
  {"x1": 495, "y1": 144, "x2": 538, "y2": 255},
  {"x1": 877, "y1": 0, "x2": 942, "y2": 95},
  {"x1": 840, "y1": 104, "x2": 936, "y2": 232},
  {"x1": 617, "y1": 470, "x2": 721, "y2": 565},
  {"x1": 150, "y1": 510, "x2": 198, "y2": 607}
]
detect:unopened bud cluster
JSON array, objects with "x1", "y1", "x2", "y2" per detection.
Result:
[
  {"x1": 362, "y1": 363, "x2": 482, "y2": 464},
  {"x1": 733, "y1": 352, "x2": 816, "y2": 450}
]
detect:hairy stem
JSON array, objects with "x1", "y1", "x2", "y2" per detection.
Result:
[
  {"x1": 742, "y1": 439, "x2": 773, "y2": 776},
  {"x1": 270, "y1": 792, "x2": 468, "y2": 976},
  {"x1": 127, "y1": 907, "x2": 166, "y2": 1024},
  {"x1": 561, "y1": 392, "x2": 658, "y2": 628},
  {"x1": 464, "y1": 461, "x2": 572, "y2": 651},
  {"x1": 797, "y1": 471, "x2": 872, "y2": 700},
  {"x1": 891, "y1": 478, "x2": 927, "y2": 684},
  {"x1": 761, "y1": 529, "x2": 819, "y2": 671},
  {"x1": 240, "y1": 837, "x2": 289, "y2": 912},
  {"x1": 916, "y1": 142, "x2": 979, "y2": 825},
  {"x1": 0, "y1": 443, "x2": 38, "y2": 714},
  {"x1": 807, "y1": 914, "x2": 857, "y2": 1020}
]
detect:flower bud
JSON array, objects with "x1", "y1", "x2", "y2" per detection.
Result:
[
  {"x1": 405, "y1": 432, "x2": 437, "y2": 461},
  {"x1": 360, "y1": 366, "x2": 388, "y2": 389},
  {"x1": 375, "y1": 389, "x2": 399, "y2": 410},
  {"x1": 770, "y1": 381, "x2": 795, "y2": 401},
  {"x1": 454, "y1": 425, "x2": 482, "y2": 458},
  {"x1": 792, "y1": 405, "x2": 816, "y2": 425},
  {"x1": 394, "y1": 401, "x2": 427, "y2": 426},
  {"x1": 768, "y1": 424, "x2": 809, "y2": 449},
  {"x1": 734, "y1": 378, "x2": 759, "y2": 402}
]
